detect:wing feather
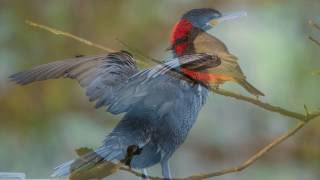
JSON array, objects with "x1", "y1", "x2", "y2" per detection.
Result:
[
  {"x1": 10, "y1": 51, "x2": 138, "y2": 110},
  {"x1": 11, "y1": 52, "x2": 218, "y2": 114}
]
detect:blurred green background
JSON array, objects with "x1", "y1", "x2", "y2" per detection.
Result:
[{"x1": 1, "y1": 0, "x2": 320, "y2": 179}]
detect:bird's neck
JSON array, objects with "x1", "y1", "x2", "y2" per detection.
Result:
[{"x1": 170, "y1": 19, "x2": 203, "y2": 57}]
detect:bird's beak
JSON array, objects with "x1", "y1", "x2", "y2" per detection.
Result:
[{"x1": 209, "y1": 11, "x2": 247, "y2": 26}]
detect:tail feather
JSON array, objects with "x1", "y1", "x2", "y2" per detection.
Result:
[
  {"x1": 51, "y1": 146, "x2": 121, "y2": 178},
  {"x1": 237, "y1": 79, "x2": 264, "y2": 96}
]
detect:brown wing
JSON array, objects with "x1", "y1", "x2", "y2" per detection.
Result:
[{"x1": 146, "y1": 53, "x2": 221, "y2": 78}]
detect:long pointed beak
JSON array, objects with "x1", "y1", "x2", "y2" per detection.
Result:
[{"x1": 209, "y1": 11, "x2": 247, "y2": 26}]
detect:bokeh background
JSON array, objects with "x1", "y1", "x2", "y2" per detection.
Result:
[{"x1": 1, "y1": 0, "x2": 320, "y2": 179}]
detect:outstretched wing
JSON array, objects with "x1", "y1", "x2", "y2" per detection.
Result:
[
  {"x1": 10, "y1": 52, "x2": 220, "y2": 114},
  {"x1": 10, "y1": 51, "x2": 138, "y2": 110}
]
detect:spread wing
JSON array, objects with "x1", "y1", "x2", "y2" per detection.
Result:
[
  {"x1": 10, "y1": 51, "x2": 138, "y2": 110},
  {"x1": 10, "y1": 52, "x2": 220, "y2": 114}
]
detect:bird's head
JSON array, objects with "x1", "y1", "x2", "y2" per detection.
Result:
[
  {"x1": 181, "y1": 8, "x2": 222, "y2": 31},
  {"x1": 170, "y1": 8, "x2": 247, "y2": 56}
]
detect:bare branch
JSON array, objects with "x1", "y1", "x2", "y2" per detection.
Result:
[
  {"x1": 70, "y1": 162, "x2": 123, "y2": 180},
  {"x1": 25, "y1": 20, "x2": 154, "y2": 67},
  {"x1": 25, "y1": 20, "x2": 116, "y2": 53},
  {"x1": 309, "y1": 20, "x2": 320, "y2": 31},
  {"x1": 308, "y1": 36, "x2": 320, "y2": 47},
  {"x1": 308, "y1": 20, "x2": 320, "y2": 47},
  {"x1": 182, "y1": 119, "x2": 318, "y2": 179},
  {"x1": 211, "y1": 88, "x2": 308, "y2": 121}
]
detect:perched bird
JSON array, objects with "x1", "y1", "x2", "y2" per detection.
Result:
[
  {"x1": 169, "y1": 8, "x2": 264, "y2": 96},
  {"x1": 10, "y1": 51, "x2": 220, "y2": 179},
  {"x1": 10, "y1": 8, "x2": 262, "y2": 179}
]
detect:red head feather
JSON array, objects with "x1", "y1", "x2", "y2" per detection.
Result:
[{"x1": 170, "y1": 19, "x2": 193, "y2": 56}]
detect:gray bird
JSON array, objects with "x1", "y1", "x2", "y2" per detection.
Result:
[{"x1": 10, "y1": 8, "x2": 256, "y2": 179}]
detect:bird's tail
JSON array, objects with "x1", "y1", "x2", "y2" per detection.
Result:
[
  {"x1": 51, "y1": 146, "x2": 121, "y2": 178},
  {"x1": 237, "y1": 79, "x2": 264, "y2": 96}
]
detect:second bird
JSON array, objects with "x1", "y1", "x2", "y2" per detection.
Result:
[{"x1": 170, "y1": 8, "x2": 264, "y2": 96}]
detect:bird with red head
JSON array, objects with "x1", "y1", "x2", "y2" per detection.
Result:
[{"x1": 170, "y1": 8, "x2": 264, "y2": 96}]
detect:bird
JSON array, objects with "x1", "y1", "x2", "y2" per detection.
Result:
[
  {"x1": 9, "y1": 8, "x2": 263, "y2": 180},
  {"x1": 10, "y1": 51, "x2": 220, "y2": 179},
  {"x1": 169, "y1": 8, "x2": 264, "y2": 96}
]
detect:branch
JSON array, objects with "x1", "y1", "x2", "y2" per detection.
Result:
[
  {"x1": 181, "y1": 117, "x2": 318, "y2": 179},
  {"x1": 309, "y1": 20, "x2": 320, "y2": 47},
  {"x1": 308, "y1": 36, "x2": 320, "y2": 47},
  {"x1": 25, "y1": 20, "x2": 153, "y2": 67},
  {"x1": 69, "y1": 162, "x2": 123, "y2": 180},
  {"x1": 25, "y1": 20, "x2": 116, "y2": 53},
  {"x1": 25, "y1": 20, "x2": 320, "y2": 180},
  {"x1": 211, "y1": 88, "x2": 308, "y2": 121},
  {"x1": 309, "y1": 20, "x2": 320, "y2": 31},
  {"x1": 308, "y1": 20, "x2": 320, "y2": 76}
]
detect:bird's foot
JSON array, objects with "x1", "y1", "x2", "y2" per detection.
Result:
[{"x1": 141, "y1": 169, "x2": 149, "y2": 180}]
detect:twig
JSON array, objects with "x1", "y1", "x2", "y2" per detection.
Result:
[
  {"x1": 211, "y1": 88, "x2": 308, "y2": 121},
  {"x1": 308, "y1": 36, "x2": 320, "y2": 47},
  {"x1": 309, "y1": 20, "x2": 320, "y2": 31},
  {"x1": 308, "y1": 20, "x2": 320, "y2": 47},
  {"x1": 183, "y1": 121, "x2": 315, "y2": 179},
  {"x1": 26, "y1": 20, "x2": 320, "y2": 180},
  {"x1": 25, "y1": 20, "x2": 115, "y2": 53},
  {"x1": 25, "y1": 20, "x2": 153, "y2": 67},
  {"x1": 308, "y1": 20, "x2": 320, "y2": 74},
  {"x1": 69, "y1": 162, "x2": 123, "y2": 180}
]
